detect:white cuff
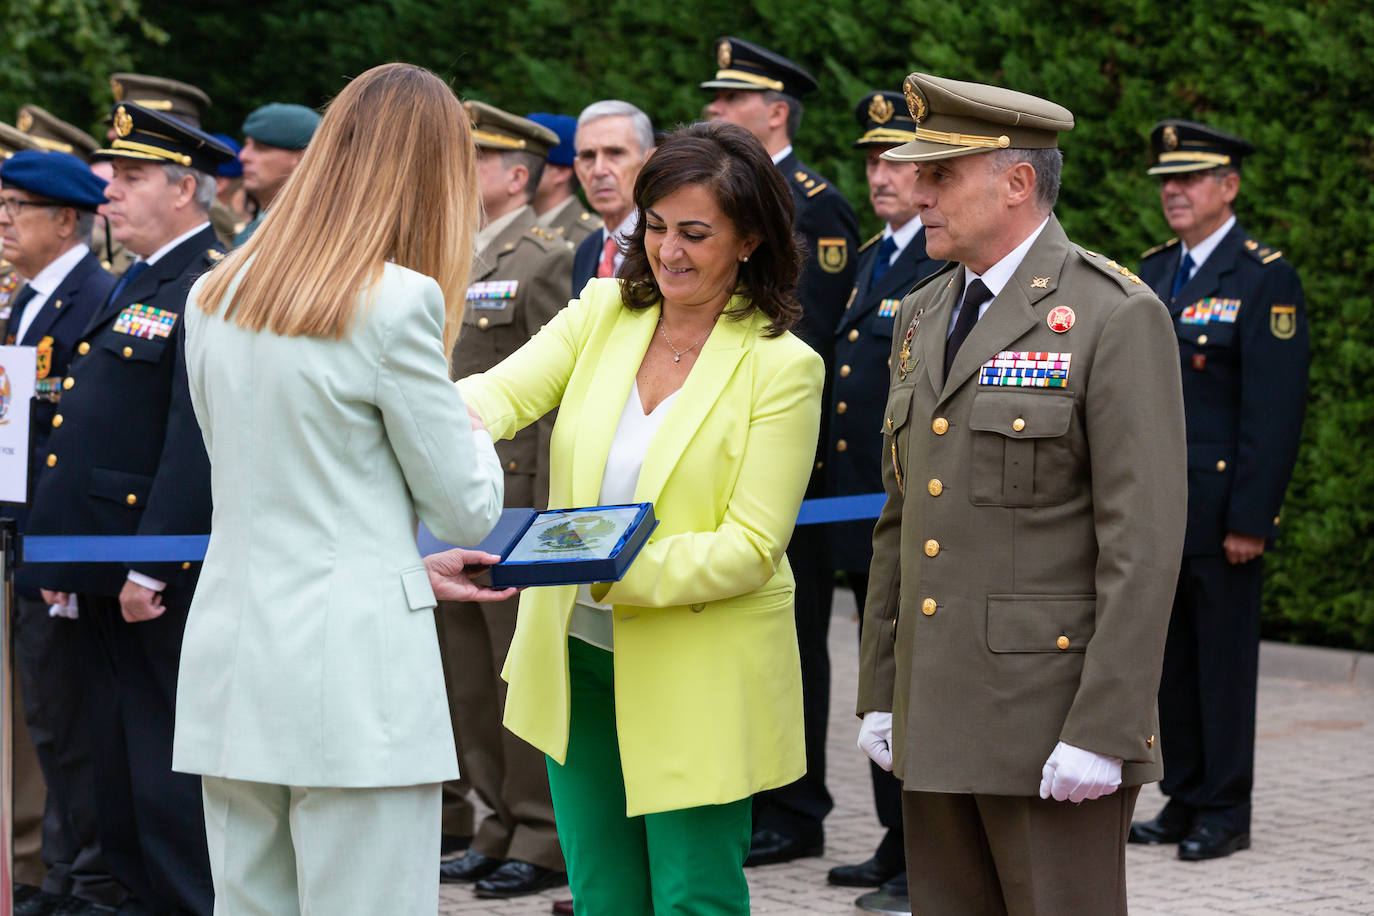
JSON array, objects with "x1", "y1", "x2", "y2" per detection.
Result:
[{"x1": 127, "y1": 570, "x2": 167, "y2": 592}]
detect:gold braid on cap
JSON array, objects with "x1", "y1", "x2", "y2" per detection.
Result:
[
  {"x1": 106, "y1": 138, "x2": 192, "y2": 167},
  {"x1": 860, "y1": 128, "x2": 919, "y2": 144},
  {"x1": 713, "y1": 69, "x2": 784, "y2": 91},
  {"x1": 914, "y1": 127, "x2": 1011, "y2": 149},
  {"x1": 1156, "y1": 150, "x2": 1231, "y2": 166},
  {"x1": 31, "y1": 137, "x2": 75, "y2": 154},
  {"x1": 471, "y1": 129, "x2": 526, "y2": 150}
]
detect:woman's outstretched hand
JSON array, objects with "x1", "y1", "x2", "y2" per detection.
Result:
[{"x1": 424, "y1": 547, "x2": 518, "y2": 602}]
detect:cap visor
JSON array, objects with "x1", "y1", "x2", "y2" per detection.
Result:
[
  {"x1": 880, "y1": 140, "x2": 993, "y2": 163},
  {"x1": 90, "y1": 147, "x2": 166, "y2": 163}
]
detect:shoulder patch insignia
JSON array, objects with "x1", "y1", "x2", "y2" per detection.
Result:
[
  {"x1": 1141, "y1": 238, "x2": 1179, "y2": 259},
  {"x1": 1270, "y1": 304, "x2": 1297, "y2": 339},
  {"x1": 817, "y1": 237, "x2": 848, "y2": 273}
]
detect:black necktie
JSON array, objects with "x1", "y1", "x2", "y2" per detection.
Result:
[
  {"x1": 1170, "y1": 252, "x2": 1195, "y2": 301},
  {"x1": 944, "y1": 277, "x2": 993, "y2": 377},
  {"x1": 869, "y1": 235, "x2": 899, "y2": 292},
  {"x1": 108, "y1": 259, "x2": 149, "y2": 305},
  {"x1": 3, "y1": 284, "x2": 38, "y2": 344}
]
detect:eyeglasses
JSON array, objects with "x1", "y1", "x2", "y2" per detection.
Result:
[{"x1": 0, "y1": 197, "x2": 58, "y2": 219}]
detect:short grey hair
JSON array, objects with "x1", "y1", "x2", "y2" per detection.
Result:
[
  {"x1": 762, "y1": 90, "x2": 803, "y2": 140},
  {"x1": 576, "y1": 100, "x2": 654, "y2": 155},
  {"x1": 161, "y1": 163, "x2": 216, "y2": 214},
  {"x1": 990, "y1": 147, "x2": 1062, "y2": 213}
]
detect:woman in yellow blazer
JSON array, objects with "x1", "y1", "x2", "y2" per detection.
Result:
[{"x1": 459, "y1": 121, "x2": 822, "y2": 915}]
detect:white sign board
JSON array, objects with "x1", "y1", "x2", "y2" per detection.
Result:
[{"x1": 0, "y1": 344, "x2": 36, "y2": 503}]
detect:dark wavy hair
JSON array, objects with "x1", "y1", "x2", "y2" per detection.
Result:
[{"x1": 618, "y1": 121, "x2": 802, "y2": 337}]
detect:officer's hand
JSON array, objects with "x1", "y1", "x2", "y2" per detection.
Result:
[
  {"x1": 425, "y1": 548, "x2": 518, "y2": 602},
  {"x1": 119, "y1": 581, "x2": 166, "y2": 623},
  {"x1": 1223, "y1": 532, "x2": 1266, "y2": 565},
  {"x1": 41, "y1": 589, "x2": 70, "y2": 606},
  {"x1": 858, "y1": 711, "x2": 894, "y2": 772},
  {"x1": 1039, "y1": 741, "x2": 1122, "y2": 803}
]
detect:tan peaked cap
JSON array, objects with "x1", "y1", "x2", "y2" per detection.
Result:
[
  {"x1": 882, "y1": 72, "x2": 1074, "y2": 163},
  {"x1": 0, "y1": 122, "x2": 42, "y2": 158},
  {"x1": 463, "y1": 100, "x2": 559, "y2": 158},
  {"x1": 17, "y1": 105, "x2": 98, "y2": 159}
]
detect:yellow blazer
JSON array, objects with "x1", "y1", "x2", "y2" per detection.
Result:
[{"x1": 459, "y1": 278, "x2": 823, "y2": 816}]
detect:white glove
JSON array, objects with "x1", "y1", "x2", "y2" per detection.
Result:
[
  {"x1": 858, "y1": 711, "x2": 894, "y2": 772},
  {"x1": 1039, "y1": 741, "x2": 1122, "y2": 803}
]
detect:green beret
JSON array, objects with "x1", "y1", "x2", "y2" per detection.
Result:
[{"x1": 242, "y1": 103, "x2": 321, "y2": 150}]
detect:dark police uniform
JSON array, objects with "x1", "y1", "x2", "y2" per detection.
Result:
[
  {"x1": 701, "y1": 36, "x2": 860, "y2": 859},
  {"x1": 826, "y1": 91, "x2": 944, "y2": 891},
  {"x1": 435, "y1": 102, "x2": 570, "y2": 895},
  {"x1": 1132, "y1": 121, "x2": 1309, "y2": 859},
  {"x1": 25, "y1": 103, "x2": 235, "y2": 916}
]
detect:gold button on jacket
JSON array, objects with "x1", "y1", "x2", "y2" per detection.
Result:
[
  {"x1": 839, "y1": 364, "x2": 852, "y2": 378},
  {"x1": 1012, "y1": 417, "x2": 1026, "y2": 432},
  {"x1": 932, "y1": 417, "x2": 948, "y2": 435},
  {"x1": 126, "y1": 493, "x2": 137, "y2": 505},
  {"x1": 927, "y1": 478, "x2": 942, "y2": 496},
  {"x1": 52, "y1": 414, "x2": 63, "y2": 427},
  {"x1": 46, "y1": 453, "x2": 57, "y2": 467},
  {"x1": 921, "y1": 597, "x2": 936, "y2": 615},
  {"x1": 77, "y1": 341, "x2": 90, "y2": 355},
  {"x1": 63, "y1": 377, "x2": 74, "y2": 390},
  {"x1": 1056, "y1": 635, "x2": 1070, "y2": 650},
  {"x1": 924, "y1": 539, "x2": 939, "y2": 557},
  {"x1": 847, "y1": 328, "x2": 860, "y2": 341}
]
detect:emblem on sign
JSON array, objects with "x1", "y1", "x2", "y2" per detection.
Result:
[
  {"x1": 817, "y1": 238, "x2": 848, "y2": 274},
  {"x1": 903, "y1": 77, "x2": 927, "y2": 122},
  {"x1": 1047, "y1": 305, "x2": 1076, "y2": 333},
  {"x1": 717, "y1": 40, "x2": 731, "y2": 68},
  {"x1": 0, "y1": 365, "x2": 10, "y2": 424},
  {"x1": 868, "y1": 94, "x2": 894, "y2": 125},
  {"x1": 114, "y1": 105, "x2": 133, "y2": 138},
  {"x1": 1270, "y1": 304, "x2": 1296, "y2": 340}
]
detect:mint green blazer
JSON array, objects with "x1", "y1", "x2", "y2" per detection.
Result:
[{"x1": 172, "y1": 263, "x2": 504, "y2": 787}]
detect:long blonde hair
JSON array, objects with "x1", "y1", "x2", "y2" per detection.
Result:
[{"x1": 196, "y1": 63, "x2": 477, "y2": 355}]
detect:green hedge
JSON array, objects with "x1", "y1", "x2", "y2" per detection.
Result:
[{"x1": 8, "y1": 0, "x2": 1372, "y2": 648}]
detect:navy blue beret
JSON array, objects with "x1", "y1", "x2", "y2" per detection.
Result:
[
  {"x1": 212, "y1": 133, "x2": 243, "y2": 177},
  {"x1": 525, "y1": 112, "x2": 577, "y2": 167},
  {"x1": 0, "y1": 149, "x2": 107, "y2": 210}
]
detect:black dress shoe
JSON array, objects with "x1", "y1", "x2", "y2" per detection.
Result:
[
  {"x1": 439, "y1": 850, "x2": 503, "y2": 883},
  {"x1": 440, "y1": 832, "x2": 473, "y2": 856},
  {"x1": 1178, "y1": 824, "x2": 1251, "y2": 861},
  {"x1": 744, "y1": 828, "x2": 823, "y2": 866},
  {"x1": 827, "y1": 854, "x2": 903, "y2": 887},
  {"x1": 1128, "y1": 809, "x2": 1193, "y2": 845},
  {"x1": 473, "y1": 860, "x2": 568, "y2": 898}
]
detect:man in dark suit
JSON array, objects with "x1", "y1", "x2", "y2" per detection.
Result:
[
  {"x1": 1, "y1": 149, "x2": 123, "y2": 914},
  {"x1": 26, "y1": 102, "x2": 235, "y2": 916},
  {"x1": 1129, "y1": 120, "x2": 1309, "y2": 861},
  {"x1": 701, "y1": 35, "x2": 861, "y2": 865},
  {"x1": 569, "y1": 100, "x2": 653, "y2": 296},
  {"x1": 825, "y1": 90, "x2": 944, "y2": 898}
]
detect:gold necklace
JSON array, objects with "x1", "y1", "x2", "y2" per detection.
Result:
[{"x1": 657, "y1": 316, "x2": 713, "y2": 362}]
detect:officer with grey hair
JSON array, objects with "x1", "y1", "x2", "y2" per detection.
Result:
[{"x1": 569, "y1": 100, "x2": 654, "y2": 294}]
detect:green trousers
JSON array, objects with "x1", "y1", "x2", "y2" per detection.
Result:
[{"x1": 546, "y1": 638, "x2": 751, "y2": 916}]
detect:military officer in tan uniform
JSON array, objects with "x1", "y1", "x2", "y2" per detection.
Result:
[
  {"x1": 855, "y1": 73, "x2": 1187, "y2": 915},
  {"x1": 436, "y1": 101, "x2": 572, "y2": 899},
  {"x1": 526, "y1": 112, "x2": 601, "y2": 247}
]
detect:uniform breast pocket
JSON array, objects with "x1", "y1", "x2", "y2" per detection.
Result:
[
  {"x1": 1176, "y1": 321, "x2": 1235, "y2": 350},
  {"x1": 463, "y1": 299, "x2": 517, "y2": 330},
  {"x1": 102, "y1": 335, "x2": 167, "y2": 364},
  {"x1": 968, "y1": 391, "x2": 1079, "y2": 507},
  {"x1": 883, "y1": 385, "x2": 915, "y2": 492}
]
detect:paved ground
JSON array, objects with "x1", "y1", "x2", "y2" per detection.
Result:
[{"x1": 440, "y1": 589, "x2": 1374, "y2": 914}]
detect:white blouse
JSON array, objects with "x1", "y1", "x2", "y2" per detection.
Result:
[{"x1": 570, "y1": 380, "x2": 678, "y2": 650}]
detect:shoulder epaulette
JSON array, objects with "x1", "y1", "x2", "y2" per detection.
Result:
[
  {"x1": 858, "y1": 232, "x2": 883, "y2": 253},
  {"x1": 577, "y1": 211, "x2": 604, "y2": 230},
  {"x1": 1241, "y1": 237, "x2": 1284, "y2": 265},
  {"x1": 1079, "y1": 249, "x2": 1145, "y2": 287},
  {"x1": 1140, "y1": 237, "x2": 1179, "y2": 259}
]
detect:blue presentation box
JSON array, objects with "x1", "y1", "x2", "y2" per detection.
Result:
[{"x1": 417, "y1": 504, "x2": 657, "y2": 590}]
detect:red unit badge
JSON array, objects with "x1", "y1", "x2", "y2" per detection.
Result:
[{"x1": 1046, "y1": 306, "x2": 1076, "y2": 333}]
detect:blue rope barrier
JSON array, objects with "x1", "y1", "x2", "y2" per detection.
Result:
[{"x1": 20, "y1": 493, "x2": 888, "y2": 563}]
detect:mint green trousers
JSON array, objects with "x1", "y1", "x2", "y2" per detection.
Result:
[{"x1": 545, "y1": 638, "x2": 752, "y2": 916}]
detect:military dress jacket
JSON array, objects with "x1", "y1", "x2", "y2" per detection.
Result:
[
  {"x1": 11, "y1": 251, "x2": 115, "y2": 518},
  {"x1": 1138, "y1": 222, "x2": 1309, "y2": 556},
  {"x1": 827, "y1": 228, "x2": 943, "y2": 573},
  {"x1": 452, "y1": 207, "x2": 574, "y2": 510},
  {"x1": 856, "y1": 216, "x2": 1187, "y2": 796},
  {"x1": 26, "y1": 225, "x2": 224, "y2": 598},
  {"x1": 542, "y1": 197, "x2": 602, "y2": 248}
]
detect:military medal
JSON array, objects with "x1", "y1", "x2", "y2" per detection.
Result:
[
  {"x1": 1047, "y1": 305, "x2": 1075, "y2": 333},
  {"x1": 898, "y1": 308, "x2": 923, "y2": 378},
  {"x1": 979, "y1": 350, "x2": 1071, "y2": 388},
  {"x1": 113, "y1": 303, "x2": 178, "y2": 339}
]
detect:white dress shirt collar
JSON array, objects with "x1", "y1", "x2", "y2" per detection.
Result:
[
  {"x1": 883, "y1": 215, "x2": 924, "y2": 262},
  {"x1": 963, "y1": 216, "x2": 1051, "y2": 300},
  {"x1": 1178, "y1": 214, "x2": 1236, "y2": 273},
  {"x1": 140, "y1": 221, "x2": 212, "y2": 268},
  {"x1": 770, "y1": 145, "x2": 794, "y2": 166},
  {"x1": 12, "y1": 243, "x2": 90, "y2": 344}
]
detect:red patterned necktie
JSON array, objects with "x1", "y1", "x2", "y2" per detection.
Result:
[{"x1": 597, "y1": 234, "x2": 618, "y2": 278}]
